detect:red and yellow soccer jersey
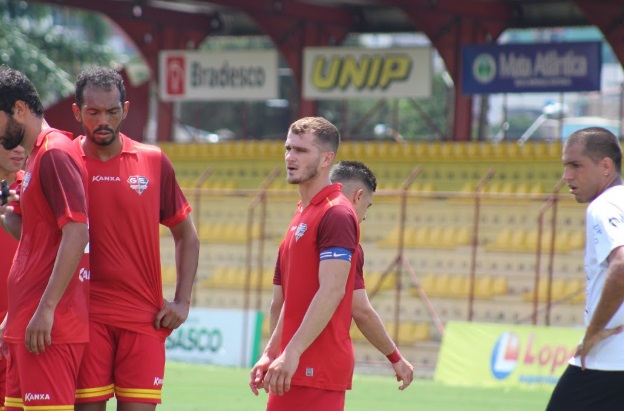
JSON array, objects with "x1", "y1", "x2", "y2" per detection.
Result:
[
  {"x1": 5, "y1": 129, "x2": 89, "y2": 344},
  {"x1": 75, "y1": 134, "x2": 191, "y2": 340},
  {"x1": 278, "y1": 183, "x2": 359, "y2": 391},
  {"x1": 0, "y1": 171, "x2": 24, "y2": 320}
]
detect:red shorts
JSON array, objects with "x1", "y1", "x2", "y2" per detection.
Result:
[
  {"x1": 267, "y1": 385, "x2": 345, "y2": 411},
  {"x1": 4, "y1": 342, "x2": 85, "y2": 411},
  {"x1": 0, "y1": 356, "x2": 5, "y2": 411},
  {"x1": 75, "y1": 322, "x2": 165, "y2": 405}
]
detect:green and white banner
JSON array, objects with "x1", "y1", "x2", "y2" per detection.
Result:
[{"x1": 166, "y1": 308, "x2": 263, "y2": 368}]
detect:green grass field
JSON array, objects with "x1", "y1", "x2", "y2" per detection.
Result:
[{"x1": 105, "y1": 362, "x2": 552, "y2": 410}]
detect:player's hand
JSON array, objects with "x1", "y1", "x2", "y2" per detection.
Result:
[
  {"x1": 391, "y1": 357, "x2": 414, "y2": 390},
  {"x1": 575, "y1": 325, "x2": 624, "y2": 369},
  {"x1": 0, "y1": 190, "x2": 18, "y2": 221},
  {"x1": 25, "y1": 306, "x2": 54, "y2": 355},
  {"x1": 263, "y1": 349, "x2": 299, "y2": 396},
  {"x1": 0, "y1": 314, "x2": 7, "y2": 360},
  {"x1": 154, "y1": 299, "x2": 190, "y2": 330},
  {"x1": 249, "y1": 353, "x2": 273, "y2": 395}
]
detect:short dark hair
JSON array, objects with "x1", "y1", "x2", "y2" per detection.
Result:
[
  {"x1": 330, "y1": 160, "x2": 377, "y2": 193},
  {"x1": 289, "y1": 117, "x2": 340, "y2": 154},
  {"x1": 75, "y1": 66, "x2": 126, "y2": 108},
  {"x1": 566, "y1": 127, "x2": 622, "y2": 173},
  {"x1": 0, "y1": 66, "x2": 44, "y2": 117}
]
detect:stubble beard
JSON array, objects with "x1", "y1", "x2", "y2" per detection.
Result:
[{"x1": 1, "y1": 115, "x2": 25, "y2": 150}]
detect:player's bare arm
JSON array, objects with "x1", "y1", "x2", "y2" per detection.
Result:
[
  {"x1": 269, "y1": 284, "x2": 284, "y2": 333},
  {"x1": 263, "y1": 259, "x2": 350, "y2": 396},
  {"x1": 155, "y1": 217, "x2": 199, "y2": 330},
  {"x1": 576, "y1": 245, "x2": 624, "y2": 369},
  {"x1": 26, "y1": 221, "x2": 88, "y2": 355},
  {"x1": 352, "y1": 289, "x2": 414, "y2": 390}
]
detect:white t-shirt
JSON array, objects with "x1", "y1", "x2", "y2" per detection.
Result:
[{"x1": 570, "y1": 185, "x2": 624, "y2": 370}]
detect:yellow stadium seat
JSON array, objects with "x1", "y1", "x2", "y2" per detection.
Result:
[
  {"x1": 448, "y1": 275, "x2": 469, "y2": 298},
  {"x1": 492, "y1": 276, "x2": 508, "y2": 296},
  {"x1": 474, "y1": 276, "x2": 494, "y2": 299}
]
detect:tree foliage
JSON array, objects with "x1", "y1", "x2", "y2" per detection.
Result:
[{"x1": 0, "y1": 0, "x2": 120, "y2": 105}]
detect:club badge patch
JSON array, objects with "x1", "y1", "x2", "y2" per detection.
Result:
[
  {"x1": 128, "y1": 175, "x2": 149, "y2": 195},
  {"x1": 295, "y1": 223, "x2": 307, "y2": 241}
]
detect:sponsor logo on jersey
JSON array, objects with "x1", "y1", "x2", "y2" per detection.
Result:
[
  {"x1": 92, "y1": 175, "x2": 121, "y2": 182},
  {"x1": 295, "y1": 223, "x2": 307, "y2": 241},
  {"x1": 22, "y1": 172, "x2": 31, "y2": 192},
  {"x1": 79, "y1": 268, "x2": 90, "y2": 282},
  {"x1": 154, "y1": 376, "x2": 164, "y2": 386},
  {"x1": 128, "y1": 175, "x2": 149, "y2": 195},
  {"x1": 305, "y1": 367, "x2": 313, "y2": 377},
  {"x1": 25, "y1": 393, "x2": 50, "y2": 401}
]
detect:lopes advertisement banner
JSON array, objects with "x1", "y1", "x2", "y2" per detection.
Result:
[
  {"x1": 159, "y1": 49, "x2": 279, "y2": 102},
  {"x1": 434, "y1": 321, "x2": 583, "y2": 389}
]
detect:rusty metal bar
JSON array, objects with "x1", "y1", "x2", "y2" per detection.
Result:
[{"x1": 468, "y1": 168, "x2": 496, "y2": 321}]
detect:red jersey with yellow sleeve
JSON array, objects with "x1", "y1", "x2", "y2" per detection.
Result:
[
  {"x1": 278, "y1": 183, "x2": 360, "y2": 391},
  {"x1": 74, "y1": 134, "x2": 191, "y2": 340},
  {"x1": 5, "y1": 129, "x2": 89, "y2": 344}
]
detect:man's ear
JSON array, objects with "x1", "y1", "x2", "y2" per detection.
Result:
[
  {"x1": 353, "y1": 188, "x2": 364, "y2": 205},
  {"x1": 72, "y1": 103, "x2": 82, "y2": 123},
  {"x1": 122, "y1": 101, "x2": 130, "y2": 119}
]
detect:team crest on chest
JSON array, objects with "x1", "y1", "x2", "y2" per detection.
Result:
[
  {"x1": 295, "y1": 223, "x2": 307, "y2": 242},
  {"x1": 22, "y1": 172, "x2": 31, "y2": 192},
  {"x1": 127, "y1": 175, "x2": 149, "y2": 195}
]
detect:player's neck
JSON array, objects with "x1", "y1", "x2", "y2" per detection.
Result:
[
  {"x1": 298, "y1": 175, "x2": 332, "y2": 209},
  {"x1": 82, "y1": 135, "x2": 123, "y2": 161},
  {"x1": 22, "y1": 117, "x2": 49, "y2": 156}
]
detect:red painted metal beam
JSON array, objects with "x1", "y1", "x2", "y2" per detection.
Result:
[
  {"x1": 33, "y1": 0, "x2": 216, "y2": 32},
  {"x1": 389, "y1": 0, "x2": 512, "y2": 141},
  {"x1": 574, "y1": 0, "x2": 624, "y2": 69}
]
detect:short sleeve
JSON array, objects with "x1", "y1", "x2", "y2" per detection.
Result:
[
  {"x1": 590, "y1": 201, "x2": 624, "y2": 264},
  {"x1": 160, "y1": 153, "x2": 191, "y2": 227},
  {"x1": 39, "y1": 149, "x2": 88, "y2": 228},
  {"x1": 317, "y1": 204, "x2": 358, "y2": 254},
  {"x1": 354, "y1": 245, "x2": 365, "y2": 290}
]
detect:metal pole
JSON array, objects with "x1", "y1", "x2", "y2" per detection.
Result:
[{"x1": 468, "y1": 168, "x2": 495, "y2": 321}]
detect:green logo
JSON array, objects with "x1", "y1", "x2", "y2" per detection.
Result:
[{"x1": 473, "y1": 53, "x2": 496, "y2": 84}]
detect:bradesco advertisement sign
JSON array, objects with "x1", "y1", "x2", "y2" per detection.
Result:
[
  {"x1": 303, "y1": 47, "x2": 432, "y2": 99},
  {"x1": 166, "y1": 308, "x2": 263, "y2": 368},
  {"x1": 159, "y1": 50, "x2": 278, "y2": 101},
  {"x1": 435, "y1": 321, "x2": 583, "y2": 388},
  {"x1": 462, "y1": 41, "x2": 601, "y2": 94}
]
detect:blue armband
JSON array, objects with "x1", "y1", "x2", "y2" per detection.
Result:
[{"x1": 319, "y1": 247, "x2": 352, "y2": 262}]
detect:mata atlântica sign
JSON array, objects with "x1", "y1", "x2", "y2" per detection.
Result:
[
  {"x1": 462, "y1": 41, "x2": 602, "y2": 94},
  {"x1": 303, "y1": 47, "x2": 432, "y2": 99},
  {"x1": 159, "y1": 50, "x2": 278, "y2": 102}
]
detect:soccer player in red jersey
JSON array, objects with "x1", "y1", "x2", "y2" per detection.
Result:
[
  {"x1": 267, "y1": 160, "x2": 415, "y2": 392},
  {"x1": 250, "y1": 117, "x2": 360, "y2": 411},
  {"x1": 70, "y1": 67, "x2": 199, "y2": 411},
  {"x1": 0, "y1": 144, "x2": 25, "y2": 411},
  {"x1": 0, "y1": 66, "x2": 90, "y2": 411}
]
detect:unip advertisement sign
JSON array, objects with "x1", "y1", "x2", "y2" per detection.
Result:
[
  {"x1": 462, "y1": 41, "x2": 602, "y2": 94},
  {"x1": 159, "y1": 50, "x2": 278, "y2": 101},
  {"x1": 166, "y1": 308, "x2": 263, "y2": 368},
  {"x1": 303, "y1": 47, "x2": 432, "y2": 99},
  {"x1": 434, "y1": 321, "x2": 583, "y2": 389}
]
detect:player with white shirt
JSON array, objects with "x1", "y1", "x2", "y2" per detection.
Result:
[{"x1": 547, "y1": 127, "x2": 624, "y2": 410}]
